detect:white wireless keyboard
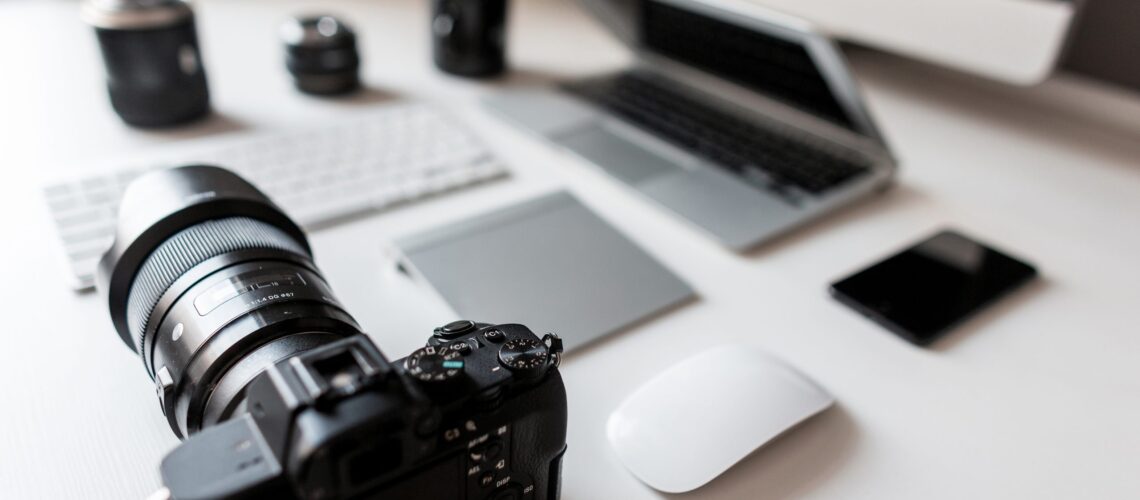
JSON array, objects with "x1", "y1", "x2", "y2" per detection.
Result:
[{"x1": 43, "y1": 102, "x2": 508, "y2": 290}]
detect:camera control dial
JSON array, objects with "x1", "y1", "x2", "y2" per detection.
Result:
[
  {"x1": 405, "y1": 344, "x2": 466, "y2": 383},
  {"x1": 498, "y1": 334, "x2": 562, "y2": 379}
]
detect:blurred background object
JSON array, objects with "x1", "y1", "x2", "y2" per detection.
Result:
[
  {"x1": 431, "y1": 0, "x2": 509, "y2": 77},
  {"x1": 581, "y1": 0, "x2": 1080, "y2": 85},
  {"x1": 82, "y1": 0, "x2": 211, "y2": 126},
  {"x1": 737, "y1": 0, "x2": 1079, "y2": 85},
  {"x1": 1061, "y1": 0, "x2": 1140, "y2": 92},
  {"x1": 280, "y1": 14, "x2": 361, "y2": 95}
]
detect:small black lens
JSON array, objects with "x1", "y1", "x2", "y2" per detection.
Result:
[{"x1": 97, "y1": 166, "x2": 362, "y2": 437}]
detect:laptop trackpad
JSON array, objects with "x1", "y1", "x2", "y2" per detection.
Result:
[
  {"x1": 640, "y1": 169, "x2": 800, "y2": 250},
  {"x1": 559, "y1": 125, "x2": 684, "y2": 185}
]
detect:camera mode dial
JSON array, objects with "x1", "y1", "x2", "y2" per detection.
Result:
[{"x1": 405, "y1": 344, "x2": 467, "y2": 383}]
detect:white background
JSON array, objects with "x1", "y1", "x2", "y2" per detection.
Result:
[{"x1": 1, "y1": 0, "x2": 1139, "y2": 499}]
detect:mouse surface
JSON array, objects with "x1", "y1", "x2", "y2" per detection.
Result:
[{"x1": 607, "y1": 345, "x2": 835, "y2": 493}]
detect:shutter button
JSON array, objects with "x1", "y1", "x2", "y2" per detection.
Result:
[{"x1": 434, "y1": 319, "x2": 476, "y2": 340}]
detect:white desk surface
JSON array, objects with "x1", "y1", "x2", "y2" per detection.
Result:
[{"x1": 2, "y1": 1, "x2": 1139, "y2": 499}]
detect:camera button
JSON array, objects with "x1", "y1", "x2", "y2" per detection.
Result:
[
  {"x1": 435, "y1": 319, "x2": 477, "y2": 339},
  {"x1": 450, "y1": 340, "x2": 473, "y2": 356},
  {"x1": 483, "y1": 329, "x2": 505, "y2": 343},
  {"x1": 489, "y1": 487, "x2": 522, "y2": 500},
  {"x1": 470, "y1": 440, "x2": 503, "y2": 463},
  {"x1": 479, "y1": 472, "x2": 496, "y2": 488},
  {"x1": 486, "y1": 442, "x2": 503, "y2": 459}
]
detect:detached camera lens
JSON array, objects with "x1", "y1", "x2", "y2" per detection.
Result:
[
  {"x1": 281, "y1": 15, "x2": 361, "y2": 95},
  {"x1": 82, "y1": 0, "x2": 211, "y2": 127},
  {"x1": 97, "y1": 166, "x2": 361, "y2": 438}
]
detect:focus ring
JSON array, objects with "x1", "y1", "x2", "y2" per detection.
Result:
[{"x1": 125, "y1": 217, "x2": 310, "y2": 353}]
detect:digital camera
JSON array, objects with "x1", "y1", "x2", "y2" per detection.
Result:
[{"x1": 96, "y1": 166, "x2": 568, "y2": 499}]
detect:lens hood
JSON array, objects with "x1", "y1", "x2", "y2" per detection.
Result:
[{"x1": 96, "y1": 165, "x2": 310, "y2": 351}]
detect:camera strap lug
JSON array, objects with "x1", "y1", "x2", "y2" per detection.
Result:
[{"x1": 542, "y1": 333, "x2": 564, "y2": 368}]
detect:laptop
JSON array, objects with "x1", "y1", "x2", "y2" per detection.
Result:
[{"x1": 484, "y1": 0, "x2": 897, "y2": 251}]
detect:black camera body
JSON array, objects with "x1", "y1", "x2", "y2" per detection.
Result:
[
  {"x1": 162, "y1": 323, "x2": 566, "y2": 500},
  {"x1": 95, "y1": 166, "x2": 567, "y2": 500}
]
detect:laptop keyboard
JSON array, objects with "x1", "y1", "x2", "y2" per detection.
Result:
[{"x1": 562, "y1": 72, "x2": 871, "y2": 196}]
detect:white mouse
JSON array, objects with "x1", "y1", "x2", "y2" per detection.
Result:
[{"x1": 607, "y1": 345, "x2": 835, "y2": 493}]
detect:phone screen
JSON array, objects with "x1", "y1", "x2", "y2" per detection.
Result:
[{"x1": 830, "y1": 229, "x2": 1037, "y2": 345}]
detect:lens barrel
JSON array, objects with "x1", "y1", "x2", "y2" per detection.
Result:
[{"x1": 97, "y1": 166, "x2": 361, "y2": 438}]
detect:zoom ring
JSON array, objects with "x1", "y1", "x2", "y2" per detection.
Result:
[{"x1": 124, "y1": 216, "x2": 310, "y2": 353}]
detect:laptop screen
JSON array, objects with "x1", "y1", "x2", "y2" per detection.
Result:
[{"x1": 639, "y1": 0, "x2": 858, "y2": 131}]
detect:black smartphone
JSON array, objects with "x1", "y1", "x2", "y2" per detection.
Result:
[{"x1": 829, "y1": 229, "x2": 1038, "y2": 346}]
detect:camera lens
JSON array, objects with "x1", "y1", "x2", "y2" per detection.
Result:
[
  {"x1": 97, "y1": 166, "x2": 362, "y2": 438},
  {"x1": 281, "y1": 15, "x2": 361, "y2": 95},
  {"x1": 82, "y1": 0, "x2": 211, "y2": 127},
  {"x1": 431, "y1": 0, "x2": 508, "y2": 77}
]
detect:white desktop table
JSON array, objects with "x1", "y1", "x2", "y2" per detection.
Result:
[{"x1": 2, "y1": 1, "x2": 1139, "y2": 499}]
